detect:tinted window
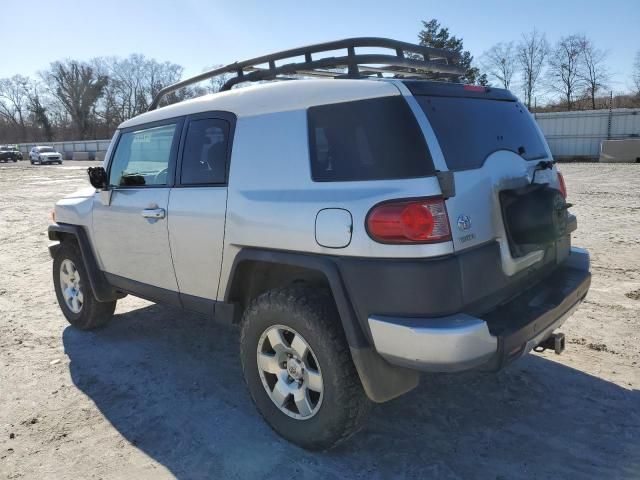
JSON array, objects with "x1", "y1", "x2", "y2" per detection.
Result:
[
  {"x1": 109, "y1": 123, "x2": 177, "y2": 186},
  {"x1": 416, "y1": 96, "x2": 547, "y2": 171},
  {"x1": 39, "y1": 147, "x2": 54, "y2": 153},
  {"x1": 180, "y1": 118, "x2": 229, "y2": 185},
  {"x1": 308, "y1": 96, "x2": 434, "y2": 182}
]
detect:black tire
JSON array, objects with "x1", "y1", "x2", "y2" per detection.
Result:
[
  {"x1": 240, "y1": 285, "x2": 371, "y2": 450},
  {"x1": 53, "y1": 241, "x2": 116, "y2": 330}
]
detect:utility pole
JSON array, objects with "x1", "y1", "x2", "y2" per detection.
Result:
[{"x1": 607, "y1": 90, "x2": 613, "y2": 140}]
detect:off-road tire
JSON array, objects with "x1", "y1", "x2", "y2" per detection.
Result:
[
  {"x1": 53, "y1": 240, "x2": 116, "y2": 330},
  {"x1": 240, "y1": 285, "x2": 371, "y2": 450}
]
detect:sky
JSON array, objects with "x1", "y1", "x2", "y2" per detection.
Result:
[{"x1": 3, "y1": 0, "x2": 639, "y2": 98}]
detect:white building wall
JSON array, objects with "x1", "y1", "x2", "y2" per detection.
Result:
[{"x1": 535, "y1": 108, "x2": 640, "y2": 159}]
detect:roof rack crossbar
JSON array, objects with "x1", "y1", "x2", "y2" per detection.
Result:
[{"x1": 148, "y1": 37, "x2": 464, "y2": 111}]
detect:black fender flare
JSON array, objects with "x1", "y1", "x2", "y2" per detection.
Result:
[
  {"x1": 48, "y1": 223, "x2": 119, "y2": 302},
  {"x1": 225, "y1": 248, "x2": 369, "y2": 349},
  {"x1": 224, "y1": 248, "x2": 419, "y2": 402}
]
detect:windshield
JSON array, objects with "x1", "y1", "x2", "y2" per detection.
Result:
[
  {"x1": 39, "y1": 147, "x2": 55, "y2": 153},
  {"x1": 415, "y1": 96, "x2": 548, "y2": 171}
]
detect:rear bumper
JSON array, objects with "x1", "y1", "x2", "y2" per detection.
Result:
[{"x1": 368, "y1": 247, "x2": 591, "y2": 372}]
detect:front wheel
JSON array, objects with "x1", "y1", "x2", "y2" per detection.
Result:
[
  {"x1": 53, "y1": 241, "x2": 116, "y2": 330},
  {"x1": 240, "y1": 285, "x2": 371, "y2": 450}
]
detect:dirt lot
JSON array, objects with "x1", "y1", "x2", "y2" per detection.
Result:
[{"x1": 0, "y1": 161, "x2": 638, "y2": 479}]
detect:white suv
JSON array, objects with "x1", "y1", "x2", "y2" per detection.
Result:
[
  {"x1": 48, "y1": 38, "x2": 591, "y2": 450},
  {"x1": 30, "y1": 146, "x2": 63, "y2": 164}
]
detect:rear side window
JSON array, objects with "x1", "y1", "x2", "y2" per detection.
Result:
[
  {"x1": 180, "y1": 118, "x2": 229, "y2": 185},
  {"x1": 308, "y1": 96, "x2": 434, "y2": 182},
  {"x1": 415, "y1": 96, "x2": 547, "y2": 171}
]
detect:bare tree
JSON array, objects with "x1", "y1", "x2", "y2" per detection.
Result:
[
  {"x1": 481, "y1": 42, "x2": 517, "y2": 89},
  {"x1": 547, "y1": 35, "x2": 585, "y2": 110},
  {"x1": 95, "y1": 54, "x2": 184, "y2": 126},
  {"x1": 44, "y1": 60, "x2": 108, "y2": 138},
  {"x1": 634, "y1": 51, "x2": 640, "y2": 95},
  {"x1": 517, "y1": 29, "x2": 549, "y2": 109},
  {"x1": 577, "y1": 36, "x2": 609, "y2": 109},
  {"x1": 0, "y1": 75, "x2": 31, "y2": 139},
  {"x1": 26, "y1": 83, "x2": 54, "y2": 142}
]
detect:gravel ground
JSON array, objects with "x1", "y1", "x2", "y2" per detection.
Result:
[{"x1": 0, "y1": 161, "x2": 638, "y2": 480}]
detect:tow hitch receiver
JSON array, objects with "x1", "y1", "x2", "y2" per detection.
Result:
[{"x1": 534, "y1": 332, "x2": 566, "y2": 355}]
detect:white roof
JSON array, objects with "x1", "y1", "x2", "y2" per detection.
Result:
[{"x1": 119, "y1": 79, "x2": 400, "y2": 129}]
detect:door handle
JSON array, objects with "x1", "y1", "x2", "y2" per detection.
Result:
[{"x1": 141, "y1": 208, "x2": 166, "y2": 219}]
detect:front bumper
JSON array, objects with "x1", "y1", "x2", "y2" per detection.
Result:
[{"x1": 368, "y1": 247, "x2": 591, "y2": 373}]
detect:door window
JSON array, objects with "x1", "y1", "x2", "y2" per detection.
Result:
[
  {"x1": 109, "y1": 123, "x2": 177, "y2": 187},
  {"x1": 180, "y1": 118, "x2": 229, "y2": 185}
]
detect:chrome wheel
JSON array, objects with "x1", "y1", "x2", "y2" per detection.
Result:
[
  {"x1": 257, "y1": 325, "x2": 324, "y2": 420},
  {"x1": 59, "y1": 259, "x2": 83, "y2": 314}
]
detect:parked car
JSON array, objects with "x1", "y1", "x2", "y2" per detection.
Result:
[
  {"x1": 30, "y1": 146, "x2": 63, "y2": 165},
  {"x1": 47, "y1": 38, "x2": 591, "y2": 450},
  {"x1": 0, "y1": 145, "x2": 20, "y2": 162}
]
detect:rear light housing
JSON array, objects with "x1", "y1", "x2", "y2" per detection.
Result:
[
  {"x1": 366, "y1": 197, "x2": 451, "y2": 244},
  {"x1": 557, "y1": 171, "x2": 567, "y2": 198},
  {"x1": 463, "y1": 84, "x2": 488, "y2": 92}
]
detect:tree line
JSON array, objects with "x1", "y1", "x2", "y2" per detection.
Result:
[{"x1": 1, "y1": 19, "x2": 639, "y2": 143}]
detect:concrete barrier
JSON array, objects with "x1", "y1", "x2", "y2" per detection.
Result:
[
  {"x1": 599, "y1": 139, "x2": 640, "y2": 163},
  {"x1": 72, "y1": 151, "x2": 90, "y2": 161},
  {"x1": 95, "y1": 151, "x2": 107, "y2": 161}
]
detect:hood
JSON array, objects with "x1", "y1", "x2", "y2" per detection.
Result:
[
  {"x1": 40, "y1": 152, "x2": 61, "y2": 156},
  {"x1": 64, "y1": 186, "x2": 95, "y2": 199}
]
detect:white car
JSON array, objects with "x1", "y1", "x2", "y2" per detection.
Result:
[{"x1": 30, "y1": 146, "x2": 63, "y2": 165}]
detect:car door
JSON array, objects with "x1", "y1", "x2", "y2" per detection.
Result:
[
  {"x1": 92, "y1": 118, "x2": 184, "y2": 301},
  {"x1": 168, "y1": 113, "x2": 234, "y2": 313}
]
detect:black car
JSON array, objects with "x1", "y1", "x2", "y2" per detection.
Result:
[{"x1": 0, "y1": 145, "x2": 20, "y2": 162}]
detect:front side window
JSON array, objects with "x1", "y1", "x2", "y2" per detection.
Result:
[
  {"x1": 180, "y1": 118, "x2": 229, "y2": 185},
  {"x1": 308, "y1": 96, "x2": 434, "y2": 182},
  {"x1": 109, "y1": 123, "x2": 177, "y2": 187}
]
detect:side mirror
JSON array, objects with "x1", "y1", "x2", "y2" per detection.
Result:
[{"x1": 87, "y1": 166, "x2": 108, "y2": 190}]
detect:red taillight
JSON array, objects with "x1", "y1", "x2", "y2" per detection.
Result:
[
  {"x1": 366, "y1": 198, "x2": 451, "y2": 244},
  {"x1": 557, "y1": 171, "x2": 567, "y2": 198},
  {"x1": 463, "y1": 84, "x2": 487, "y2": 92}
]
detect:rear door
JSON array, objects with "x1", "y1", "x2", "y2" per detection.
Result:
[
  {"x1": 167, "y1": 113, "x2": 233, "y2": 310},
  {"x1": 92, "y1": 119, "x2": 183, "y2": 295},
  {"x1": 405, "y1": 82, "x2": 561, "y2": 276}
]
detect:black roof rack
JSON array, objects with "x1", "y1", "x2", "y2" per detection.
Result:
[{"x1": 148, "y1": 37, "x2": 464, "y2": 111}]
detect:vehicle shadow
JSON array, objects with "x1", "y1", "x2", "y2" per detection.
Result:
[{"x1": 63, "y1": 304, "x2": 640, "y2": 480}]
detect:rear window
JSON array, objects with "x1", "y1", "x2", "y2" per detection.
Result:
[
  {"x1": 308, "y1": 96, "x2": 434, "y2": 182},
  {"x1": 415, "y1": 96, "x2": 547, "y2": 171}
]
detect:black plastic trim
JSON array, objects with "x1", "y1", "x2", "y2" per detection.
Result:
[
  {"x1": 105, "y1": 272, "x2": 181, "y2": 307},
  {"x1": 481, "y1": 263, "x2": 591, "y2": 371},
  {"x1": 224, "y1": 248, "x2": 369, "y2": 349},
  {"x1": 403, "y1": 80, "x2": 517, "y2": 101},
  {"x1": 48, "y1": 223, "x2": 119, "y2": 302}
]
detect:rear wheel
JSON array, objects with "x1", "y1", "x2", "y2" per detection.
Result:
[
  {"x1": 240, "y1": 285, "x2": 370, "y2": 450},
  {"x1": 53, "y1": 241, "x2": 116, "y2": 330}
]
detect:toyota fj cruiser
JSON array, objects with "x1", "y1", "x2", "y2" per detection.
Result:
[{"x1": 48, "y1": 38, "x2": 591, "y2": 450}]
